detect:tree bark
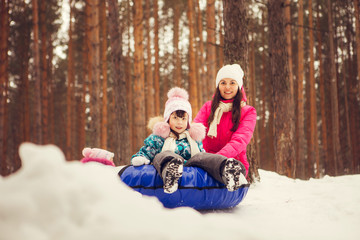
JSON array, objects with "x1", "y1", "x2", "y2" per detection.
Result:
[
  {"x1": 196, "y1": 0, "x2": 205, "y2": 106},
  {"x1": 284, "y1": 0, "x2": 296, "y2": 177},
  {"x1": 173, "y1": 2, "x2": 181, "y2": 88},
  {"x1": 296, "y1": 0, "x2": 306, "y2": 179},
  {"x1": 100, "y1": 0, "x2": 108, "y2": 149},
  {"x1": 307, "y1": 0, "x2": 320, "y2": 178},
  {"x1": 126, "y1": 0, "x2": 134, "y2": 154},
  {"x1": 268, "y1": 0, "x2": 295, "y2": 177},
  {"x1": 206, "y1": 0, "x2": 217, "y2": 99},
  {"x1": 316, "y1": 1, "x2": 327, "y2": 177},
  {"x1": 107, "y1": 0, "x2": 130, "y2": 165},
  {"x1": 153, "y1": 0, "x2": 160, "y2": 115},
  {"x1": 145, "y1": 0, "x2": 155, "y2": 127},
  {"x1": 354, "y1": 0, "x2": 360, "y2": 99},
  {"x1": 89, "y1": 0, "x2": 101, "y2": 147},
  {"x1": 40, "y1": 0, "x2": 48, "y2": 144},
  {"x1": 66, "y1": 0, "x2": 74, "y2": 159},
  {"x1": 223, "y1": 0, "x2": 259, "y2": 183},
  {"x1": 188, "y1": 0, "x2": 199, "y2": 114},
  {"x1": 327, "y1": 0, "x2": 341, "y2": 175},
  {"x1": 249, "y1": 32, "x2": 260, "y2": 182},
  {"x1": 218, "y1": 5, "x2": 224, "y2": 68},
  {"x1": 133, "y1": 0, "x2": 146, "y2": 152},
  {"x1": 0, "y1": 0, "x2": 9, "y2": 175},
  {"x1": 32, "y1": 0, "x2": 42, "y2": 144},
  {"x1": 47, "y1": 35, "x2": 54, "y2": 145}
]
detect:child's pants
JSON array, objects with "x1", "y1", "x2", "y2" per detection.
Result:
[{"x1": 153, "y1": 150, "x2": 228, "y2": 184}]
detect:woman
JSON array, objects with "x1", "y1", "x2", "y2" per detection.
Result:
[{"x1": 193, "y1": 64, "x2": 257, "y2": 177}]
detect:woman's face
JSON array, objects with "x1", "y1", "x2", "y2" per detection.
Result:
[
  {"x1": 169, "y1": 112, "x2": 189, "y2": 134},
  {"x1": 218, "y1": 78, "x2": 239, "y2": 100}
]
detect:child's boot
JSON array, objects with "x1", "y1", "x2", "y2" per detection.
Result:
[{"x1": 162, "y1": 158, "x2": 183, "y2": 194}]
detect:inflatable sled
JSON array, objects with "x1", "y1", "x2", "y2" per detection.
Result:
[{"x1": 118, "y1": 165, "x2": 249, "y2": 210}]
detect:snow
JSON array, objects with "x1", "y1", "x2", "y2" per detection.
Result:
[{"x1": 1, "y1": 143, "x2": 359, "y2": 240}]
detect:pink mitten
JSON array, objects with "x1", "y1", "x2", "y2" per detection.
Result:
[{"x1": 81, "y1": 147, "x2": 115, "y2": 166}]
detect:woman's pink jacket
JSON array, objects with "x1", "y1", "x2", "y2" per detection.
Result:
[{"x1": 193, "y1": 98, "x2": 257, "y2": 176}]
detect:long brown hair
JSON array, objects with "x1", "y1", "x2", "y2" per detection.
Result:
[{"x1": 207, "y1": 87, "x2": 242, "y2": 132}]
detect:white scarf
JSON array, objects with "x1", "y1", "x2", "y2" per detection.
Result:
[
  {"x1": 161, "y1": 130, "x2": 200, "y2": 157},
  {"x1": 207, "y1": 101, "x2": 246, "y2": 138},
  {"x1": 207, "y1": 102, "x2": 233, "y2": 138}
]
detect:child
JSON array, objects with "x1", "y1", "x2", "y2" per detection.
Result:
[
  {"x1": 131, "y1": 87, "x2": 247, "y2": 194},
  {"x1": 131, "y1": 87, "x2": 206, "y2": 193}
]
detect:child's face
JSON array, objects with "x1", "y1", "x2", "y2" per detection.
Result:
[
  {"x1": 169, "y1": 112, "x2": 189, "y2": 134},
  {"x1": 218, "y1": 78, "x2": 239, "y2": 100}
]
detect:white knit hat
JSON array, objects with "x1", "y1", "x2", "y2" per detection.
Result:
[
  {"x1": 215, "y1": 64, "x2": 244, "y2": 89},
  {"x1": 163, "y1": 87, "x2": 192, "y2": 125}
]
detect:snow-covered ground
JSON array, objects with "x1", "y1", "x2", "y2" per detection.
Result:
[{"x1": 1, "y1": 143, "x2": 359, "y2": 240}]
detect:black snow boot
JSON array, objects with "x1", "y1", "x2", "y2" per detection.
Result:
[
  {"x1": 222, "y1": 158, "x2": 248, "y2": 192},
  {"x1": 162, "y1": 158, "x2": 183, "y2": 194}
]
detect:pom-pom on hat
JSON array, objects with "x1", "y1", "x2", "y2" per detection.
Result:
[
  {"x1": 163, "y1": 87, "x2": 192, "y2": 125},
  {"x1": 215, "y1": 64, "x2": 244, "y2": 89}
]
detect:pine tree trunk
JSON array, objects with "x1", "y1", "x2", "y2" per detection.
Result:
[
  {"x1": 85, "y1": 0, "x2": 93, "y2": 147},
  {"x1": 249, "y1": 32, "x2": 260, "y2": 182},
  {"x1": 327, "y1": 0, "x2": 341, "y2": 175},
  {"x1": 47, "y1": 38, "x2": 55, "y2": 145},
  {"x1": 107, "y1": 0, "x2": 130, "y2": 165},
  {"x1": 307, "y1": 0, "x2": 320, "y2": 178},
  {"x1": 40, "y1": 0, "x2": 48, "y2": 144},
  {"x1": 206, "y1": 0, "x2": 217, "y2": 99},
  {"x1": 100, "y1": 0, "x2": 108, "y2": 149},
  {"x1": 153, "y1": 0, "x2": 160, "y2": 115},
  {"x1": 347, "y1": 5, "x2": 360, "y2": 173},
  {"x1": 223, "y1": 0, "x2": 259, "y2": 183},
  {"x1": 20, "y1": 8, "x2": 31, "y2": 143},
  {"x1": 173, "y1": 3, "x2": 181, "y2": 88},
  {"x1": 268, "y1": 0, "x2": 295, "y2": 177},
  {"x1": 355, "y1": 0, "x2": 360, "y2": 99},
  {"x1": 340, "y1": 38, "x2": 353, "y2": 174},
  {"x1": 125, "y1": 56, "x2": 134, "y2": 153},
  {"x1": 79, "y1": 19, "x2": 88, "y2": 156},
  {"x1": 316, "y1": 1, "x2": 327, "y2": 176},
  {"x1": 259, "y1": 10, "x2": 272, "y2": 171},
  {"x1": 284, "y1": 0, "x2": 296, "y2": 177},
  {"x1": 0, "y1": 0, "x2": 9, "y2": 175},
  {"x1": 223, "y1": 0, "x2": 248, "y2": 66},
  {"x1": 66, "y1": 0, "x2": 74, "y2": 159},
  {"x1": 145, "y1": 0, "x2": 155, "y2": 127},
  {"x1": 218, "y1": 5, "x2": 224, "y2": 68},
  {"x1": 188, "y1": 0, "x2": 198, "y2": 115},
  {"x1": 89, "y1": 0, "x2": 101, "y2": 147},
  {"x1": 196, "y1": 0, "x2": 205, "y2": 106},
  {"x1": 126, "y1": 0, "x2": 134, "y2": 154},
  {"x1": 32, "y1": 0, "x2": 42, "y2": 144},
  {"x1": 133, "y1": 0, "x2": 146, "y2": 152},
  {"x1": 296, "y1": 0, "x2": 306, "y2": 179}
]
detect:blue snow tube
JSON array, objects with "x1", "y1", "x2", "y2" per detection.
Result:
[{"x1": 118, "y1": 165, "x2": 249, "y2": 210}]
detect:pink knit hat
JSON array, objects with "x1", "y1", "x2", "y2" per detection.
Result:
[{"x1": 163, "y1": 87, "x2": 192, "y2": 125}]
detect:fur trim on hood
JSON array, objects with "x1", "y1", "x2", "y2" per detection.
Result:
[{"x1": 148, "y1": 116, "x2": 206, "y2": 142}]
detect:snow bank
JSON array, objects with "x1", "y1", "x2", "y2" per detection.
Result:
[{"x1": 1, "y1": 142, "x2": 359, "y2": 240}]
